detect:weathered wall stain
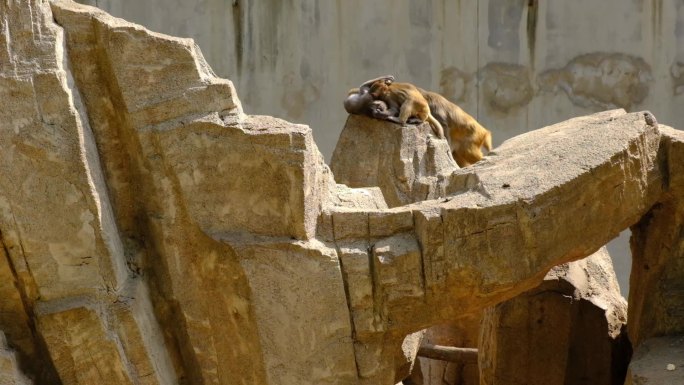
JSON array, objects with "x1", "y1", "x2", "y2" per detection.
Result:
[
  {"x1": 487, "y1": 0, "x2": 525, "y2": 55},
  {"x1": 439, "y1": 66, "x2": 470, "y2": 103},
  {"x1": 281, "y1": 72, "x2": 320, "y2": 120},
  {"x1": 231, "y1": 0, "x2": 243, "y2": 76},
  {"x1": 479, "y1": 63, "x2": 534, "y2": 113},
  {"x1": 539, "y1": 53, "x2": 652, "y2": 111},
  {"x1": 672, "y1": 62, "x2": 684, "y2": 95},
  {"x1": 526, "y1": 0, "x2": 538, "y2": 67}
]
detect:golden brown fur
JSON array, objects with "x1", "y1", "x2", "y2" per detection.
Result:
[
  {"x1": 418, "y1": 88, "x2": 492, "y2": 167},
  {"x1": 369, "y1": 81, "x2": 445, "y2": 139}
]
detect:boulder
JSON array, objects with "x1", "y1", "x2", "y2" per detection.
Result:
[
  {"x1": 479, "y1": 247, "x2": 630, "y2": 385},
  {"x1": 3, "y1": 1, "x2": 684, "y2": 384},
  {"x1": 0, "y1": 332, "x2": 31, "y2": 385},
  {"x1": 628, "y1": 126, "x2": 684, "y2": 348},
  {"x1": 331, "y1": 115, "x2": 466, "y2": 207},
  {"x1": 625, "y1": 126, "x2": 684, "y2": 384}
]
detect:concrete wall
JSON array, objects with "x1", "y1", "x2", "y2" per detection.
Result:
[{"x1": 75, "y1": 0, "x2": 684, "y2": 293}]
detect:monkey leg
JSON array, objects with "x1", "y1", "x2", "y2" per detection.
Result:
[
  {"x1": 398, "y1": 103, "x2": 414, "y2": 125},
  {"x1": 453, "y1": 151, "x2": 472, "y2": 168},
  {"x1": 454, "y1": 142, "x2": 484, "y2": 167},
  {"x1": 372, "y1": 108, "x2": 402, "y2": 124}
]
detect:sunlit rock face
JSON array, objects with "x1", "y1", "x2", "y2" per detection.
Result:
[{"x1": 1, "y1": 1, "x2": 684, "y2": 385}]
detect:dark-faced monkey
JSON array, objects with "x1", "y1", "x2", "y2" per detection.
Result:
[
  {"x1": 344, "y1": 75, "x2": 422, "y2": 124},
  {"x1": 418, "y1": 88, "x2": 492, "y2": 167},
  {"x1": 369, "y1": 81, "x2": 445, "y2": 139},
  {"x1": 344, "y1": 75, "x2": 394, "y2": 117}
]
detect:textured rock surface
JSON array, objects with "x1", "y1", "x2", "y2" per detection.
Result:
[
  {"x1": 50, "y1": 1, "x2": 347, "y2": 384},
  {"x1": 334, "y1": 110, "x2": 662, "y2": 340},
  {"x1": 0, "y1": 332, "x2": 31, "y2": 385},
  {"x1": 628, "y1": 126, "x2": 684, "y2": 350},
  {"x1": 326, "y1": 110, "x2": 666, "y2": 384},
  {"x1": 330, "y1": 115, "x2": 463, "y2": 207},
  {"x1": 626, "y1": 125, "x2": 684, "y2": 385},
  {"x1": 408, "y1": 317, "x2": 481, "y2": 385},
  {"x1": 479, "y1": 247, "x2": 630, "y2": 385},
  {"x1": 2, "y1": 1, "x2": 684, "y2": 385},
  {"x1": 1, "y1": 1, "x2": 173, "y2": 384}
]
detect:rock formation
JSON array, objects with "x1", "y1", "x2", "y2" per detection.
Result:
[
  {"x1": 407, "y1": 317, "x2": 481, "y2": 385},
  {"x1": 1, "y1": 1, "x2": 684, "y2": 385},
  {"x1": 331, "y1": 115, "x2": 462, "y2": 207},
  {"x1": 0, "y1": 333, "x2": 32, "y2": 385},
  {"x1": 479, "y1": 247, "x2": 630, "y2": 385},
  {"x1": 333, "y1": 117, "x2": 631, "y2": 385},
  {"x1": 625, "y1": 126, "x2": 684, "y2": 384}
]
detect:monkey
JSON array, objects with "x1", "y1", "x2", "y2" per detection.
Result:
[
  {"x1": 344, "y1": 75, "x2": 395, "y2": 118},
  {"x1": 368, "y1": 81, "x2": 445, "y2": 139},
  {"x1": 344, "y1": 75, "x2": 422, "y2": 124},
  {"x1": 417, "y1": 88, "x2": 492, "y2": 167}
]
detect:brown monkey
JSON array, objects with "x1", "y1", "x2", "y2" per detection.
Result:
[
  {"x1": 344, "y1": 75, "x2": 422, "y2": 124},
  {"x1": 418, "y1": 88, "x2": 492, "y2": 167},
  {"x1": 369, "y1": 81, "x2": 445, "y2": 138}
]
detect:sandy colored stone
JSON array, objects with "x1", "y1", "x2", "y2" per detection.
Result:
[
  {"x1": 51, "y1": 1, "x2": 326, "y2": 241},
  {"x1": 234, "y1": 239, "x2": 358, "y2": 385},
  {"x1": 37, "y1": 307, "x2": 134, "y2": 385},
  {"x1": 479, "y1": 247, "x2": 630, "y2": 385},
  {"x1": 628, "y1": 126, "x2": 684, "y2": 348},
  {"x1": 1, "y1": 1, "x2": 175, "y2": 384},
  {"x1": 334, "y1": 110, "x2": 662, "y2": 343},
  {"x1": 327, "y1": 110, "x2": 665, "y2": 383},
  {"x1": 0, "y1": 237, "x2": 59, "y2": 384},
  {"x1": 4, "y1": 1, "x2": 684, "y2": 385},
  {"x1": 0, "y1": 332, "x2": 31, "y2": 385},
  {"x1": 331, "y1": 115, "x2": 466, "y2": 207},
  {"x1": 408, "y1": 316, "x2": 481, "y2": 385}
]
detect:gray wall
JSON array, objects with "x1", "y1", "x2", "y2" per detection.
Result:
[{"x1": 74, "y1": 0, "x2": 684, "y2": 294}]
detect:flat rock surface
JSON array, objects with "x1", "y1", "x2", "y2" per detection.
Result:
[{"x1": 628, "y1": 336, "x2": 684, "y2": 384}]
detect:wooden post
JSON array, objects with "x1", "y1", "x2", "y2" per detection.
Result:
[{"x1": 417, "y1": 344, "x2": 478, "y2": 363}]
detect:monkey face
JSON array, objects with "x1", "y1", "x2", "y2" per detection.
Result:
[{"x1": 369, "y1": 81, "x2": 389, "y2": 98}]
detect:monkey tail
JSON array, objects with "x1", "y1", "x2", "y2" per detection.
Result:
[{"x1": 427, "y1": 114, "x2": 445, "y2": 139}]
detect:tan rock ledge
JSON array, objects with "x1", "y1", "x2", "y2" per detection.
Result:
[{"x1": 2, "y1": 1, "x2": 683, "y2": 384}]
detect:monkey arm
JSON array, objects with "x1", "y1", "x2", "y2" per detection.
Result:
[
  {"x1": 373, "y1": 111, "x2": 421, "y2": 125},
  {"x1": 371, "y1": 102, "x2": 408, "y2": 125},
  {"x1": 347, "y1": 87, "x2": 360, "y2": 95},
  {"x1": 371, "y1": 109, "x2": 402, "y2": 124}
]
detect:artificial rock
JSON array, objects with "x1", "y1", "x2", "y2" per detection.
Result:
[
  {"x1": 1, "y1": 1, "x2": 684, "y2": 385},
  {"x1": 479, "y1": 247, "x2": 630, "y2": 385},
  {"x1": 331, "y1": 115, "x2": 462, "y2": 207},
  {"x1": 0, "y1": 332, "x2": 31, "y2": 385}
]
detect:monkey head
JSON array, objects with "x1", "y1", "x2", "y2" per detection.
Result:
[{"x1": 369, "y1": 81, "x2": 390, "y2": 99}]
